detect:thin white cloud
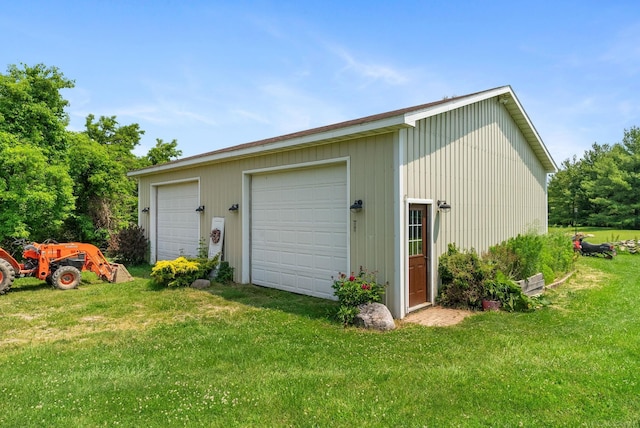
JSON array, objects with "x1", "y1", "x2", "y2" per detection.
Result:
[
  {"x1": 328, "y1": 45, "x2": 410, "y2": 87},
  {"x1": 230, "y1": 108, "x2": 270, "y2": 125},
  {"x1": 257, "y1": 82, "x2": 345, "y2": 134}
]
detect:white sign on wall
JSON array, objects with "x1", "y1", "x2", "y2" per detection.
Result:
[{"x1": 208, "y1": 217, "x2": 225, "y2": 260}]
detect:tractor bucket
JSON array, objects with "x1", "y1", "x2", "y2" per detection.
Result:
[{"x1": 110, "y1": 263, "x2": 134, "y2": 283}]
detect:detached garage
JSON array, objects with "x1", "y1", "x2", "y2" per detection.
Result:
[{"x1": 129, "y1": 85, "x2": 557, "y2": 319}]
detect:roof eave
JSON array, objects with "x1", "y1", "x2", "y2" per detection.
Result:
[
  {"x1": 128, "y1": 115, "x2": 411, "y2": 177},
  {"x1": 128, "y1": 86, "x2": 558, "y2": 177},
  {"x1": 404, "y1": 86, "x2": 557, "y2": 173}
]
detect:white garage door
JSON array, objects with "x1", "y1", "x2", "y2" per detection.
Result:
[
  {"x1": 251, "y1": 164, "x2": 348, "y2": 299},
  {"x1": 156, "y1": 181, "x2": 200, "y2": 260}
]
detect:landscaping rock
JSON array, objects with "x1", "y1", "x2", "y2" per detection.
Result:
[
  {"x1": 191, "y1": 279, "x2": 211, "y2": 289},
  {"x1": 616, "y1": 240, "x2": 637, "y2": 254},
  {"x1": 354, "y1": 303, "x2": 396, "y2": 331}
]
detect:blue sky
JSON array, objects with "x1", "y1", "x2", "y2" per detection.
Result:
[{"x1": 3, "y1": 1, "x2": 639, "y2": 164}]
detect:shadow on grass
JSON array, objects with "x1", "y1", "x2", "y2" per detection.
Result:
[
  {"x1": 139, "y1": 266, "x2": 338, "y2": 322},
  {"x1": 204, "y1": 282, "x2": 339, "y2": 321},
  {"x1": 7, "y1": 281, "x2": 52, "y2": 293}
]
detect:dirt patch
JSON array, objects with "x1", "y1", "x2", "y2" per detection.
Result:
[{"x1": 403, "y1": 306, "x2": 474, "y2": 327}]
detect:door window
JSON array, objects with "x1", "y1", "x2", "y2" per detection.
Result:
[{"x1": 409, "y1": 209, "x2": 423, "y2": 256}]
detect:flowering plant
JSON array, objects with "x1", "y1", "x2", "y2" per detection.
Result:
[
  {"x1": 332, "y1": 268, "x2": 385, "y2": 325},
  {"x1": 151, "y1": 256, "x2": 218, "y2": 287}
]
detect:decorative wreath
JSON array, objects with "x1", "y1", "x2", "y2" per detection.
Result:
[{"x1": 210, "y1": 228, "x2": 221, "y2": 244}]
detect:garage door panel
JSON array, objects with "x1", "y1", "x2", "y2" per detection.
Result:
[
  {"x1": 314, "y1": 254, "x2": 333, "y2": 270},
  {"x1": 297, "y1": 276, "x2": 314, "y2": 292},
  {"x1": 156, "y1": 181, "x2": 199, "y2": 261},
  {"x1": 251, "y1": 164, "x2": 347, "y2": 299}
]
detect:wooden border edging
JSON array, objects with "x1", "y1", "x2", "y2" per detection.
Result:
[{"x1": 545, "y1": 270, "x2": 576, "y2": 290}]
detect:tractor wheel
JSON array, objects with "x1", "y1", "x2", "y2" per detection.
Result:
[
  {"x1": 0, "y1": 259, "x2": 15, "y2": 294},
  {"x1": 52, "y1": 266, "x2": 81, "y2": 290}
]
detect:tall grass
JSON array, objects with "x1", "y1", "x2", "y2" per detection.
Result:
[{"x1": 1, "y1": 254, "x2": 639, "y2": 427}]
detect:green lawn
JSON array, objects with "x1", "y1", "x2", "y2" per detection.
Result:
[
  {"x1": 1, "y1": 254, "x2": 639, "y2": 427},
  {"x1": 552, "y1": 226, "x2": 640, "y2": 242}
]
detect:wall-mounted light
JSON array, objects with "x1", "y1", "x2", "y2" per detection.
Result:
[
  {"x1": 350, "y1": 199, "x2": 363, "y2": 212},
  {"x1": 229, "y1": 203, "x2": 239, "y2": 212},
  {"x1": 498, "y1": 95, "x2": 509, "y2": 105},
  {"x1": 437, "y1": 200, "x2": 451, "y2": 212},
  {"x1": 141, "y1": 207, "x2": 150, "y2": 213},
  {"x1": 195, "y1": 205, "x2": 205, "y2": 213}
]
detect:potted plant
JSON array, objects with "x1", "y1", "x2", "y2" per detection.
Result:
[{"x1": 481, "y1": 279, "x2": 503, "y2": 311}]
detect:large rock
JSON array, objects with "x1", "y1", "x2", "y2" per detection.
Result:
[
  {"x1": 191, "y1": 279, "x2": 211, "y2": 289},
  {"x1": 354, "y1": 303, "x2": 396, "y2": 331}
]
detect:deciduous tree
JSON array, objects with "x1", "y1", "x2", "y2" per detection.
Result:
[
  {"x1": 0, "y1": 132, "x2": 74, "y2": 240},
  {"x1": 144, "y1": 138, "x2": 182, "y2": 166}
]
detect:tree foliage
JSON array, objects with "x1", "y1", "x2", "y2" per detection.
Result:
[
  {"x1": 0, "y1": 63, "x2": 182, "y2": 247},
  {"x1": 548, "y1": 127, "x2": 640, "y2": 229},
  {"x1": 0, "y1": 63, "x2": 74, "y2": 154},
  {"x1": 144, "y1": 138, "x2": 182, "y2": 166},
  {"x1": 0, "y1": 132, "x2": 74, "y2": 240},
  {"x1": 63, "y1": 132, "x2": 128, "y2": 243}
]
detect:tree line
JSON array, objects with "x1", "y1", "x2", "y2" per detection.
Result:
[
  {"x1": 0, "y1": 63, "x2": 182, "y2": 247},
  {"x1": 548, "y1": 127, "x2": 640, "y2": 229}
]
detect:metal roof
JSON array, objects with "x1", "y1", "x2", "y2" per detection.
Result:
[{"x1": 129, "y1": 85, "x2": 557, "y2": 176}]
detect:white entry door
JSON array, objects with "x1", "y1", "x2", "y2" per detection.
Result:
[{"x1": 250, "y1": 164, "x2": 348, "y2": 299}]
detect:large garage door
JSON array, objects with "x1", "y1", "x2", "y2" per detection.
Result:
[
  {"x1": 251, "y1": 164, "x2": 348, "y2": 299},
  {"x1": 156, "y1": 181, "x2": 200, "y2": 260}
]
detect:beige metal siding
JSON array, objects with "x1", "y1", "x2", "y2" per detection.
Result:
[
  {"x1": 135, "y1": 135, "x2": 397, "y2": 309},
  {"x1": 403, "y1": 97, "x2": 548, "y2": 263}
]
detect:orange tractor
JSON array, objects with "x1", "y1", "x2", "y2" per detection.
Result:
[{"x1": 0, "y1": 240, "x2": 133, "y2": 294}]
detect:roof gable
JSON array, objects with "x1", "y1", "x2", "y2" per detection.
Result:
[{"x1": 129, "y1": 85, "x2": 557, "y2": 176}]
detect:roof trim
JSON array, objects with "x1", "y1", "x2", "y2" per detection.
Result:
[{"x1": 129, "y1": 85, "x2": 557, "y2": 176}]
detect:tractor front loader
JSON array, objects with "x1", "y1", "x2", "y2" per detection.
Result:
[{"x1": 0, "y1": 241, "x2": 133, "y2": 294}]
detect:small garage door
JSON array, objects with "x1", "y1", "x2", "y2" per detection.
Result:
[
  {"x1": 156, "y1": 181, "x2": 200, "y2": 260},
  {"x1": 251, "y1": 164, "x2": 348, "y2": 299}
]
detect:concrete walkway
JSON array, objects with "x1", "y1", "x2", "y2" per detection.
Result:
[{"x1": 403, "y1": 306, "x2": 474, "y2": 327}]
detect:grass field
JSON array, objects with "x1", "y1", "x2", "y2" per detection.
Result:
[
  {"x1": 552, "y1": 226, "x2": 640, "y2": 242},
  {"x1": 1, "y1": 252, "x2": 639, "y2": 427}
]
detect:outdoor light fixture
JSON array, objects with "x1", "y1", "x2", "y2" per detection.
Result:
[
  {"x1": 229, "y1": 203, "x2": 239, "y2": 212},
  {"x1": 498, "y1": 95, "x2": 509, "y2": 105},
  {"x1": 195, "y1": 205, "x2": 205, "y2": 213},
  {"x1": 141, "y1": 207, "x2": 150, "y2": 213},
  {"x1": 437, "y1": 200, "x2": 451, "y2": 212},
  {"x1": 350, "y1": 199, "x2": 363, "y2": 212}
]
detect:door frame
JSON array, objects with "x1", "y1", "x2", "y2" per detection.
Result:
[{"x1": 405, "y1": 198, "x2": 435, "y2": 313}]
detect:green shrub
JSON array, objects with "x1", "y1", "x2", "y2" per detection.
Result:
[
  {"x1": 335, "y1": 306, "x2": 360, "y2": 327},
  {"x1": 437, "y1": 244, "x2": 489, "y2": 310},
  {"x1": 151, "y1": 256, "x2": 219, "y2": 287},
  {"x1": 332, "y1": 269, "x2": 385, "y2": 326},
  {"x1": 438, "y1": 245, "x2": 535, "y2": 312},
  {"x1": 484, "y1": 233, "x2": 542, "y2": 280},
  {"x1": 439, "y1": 231, "x2": 576, "y2": 311},
  {"x1": 539, "y1": 231, "x2": 576, "y2": 283},
  {"x1": 484, "y1": 231, "x2": 575, "y2": 284},
  {"x1": 107, "y1": 224, "x2": 149, "y2": 264},
  {"x1": 215, "y1": 261, "x2": 235, "y2": 284},
  {"x1": 483, "y1": 271, "x2": 534, "y2": 312}
]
